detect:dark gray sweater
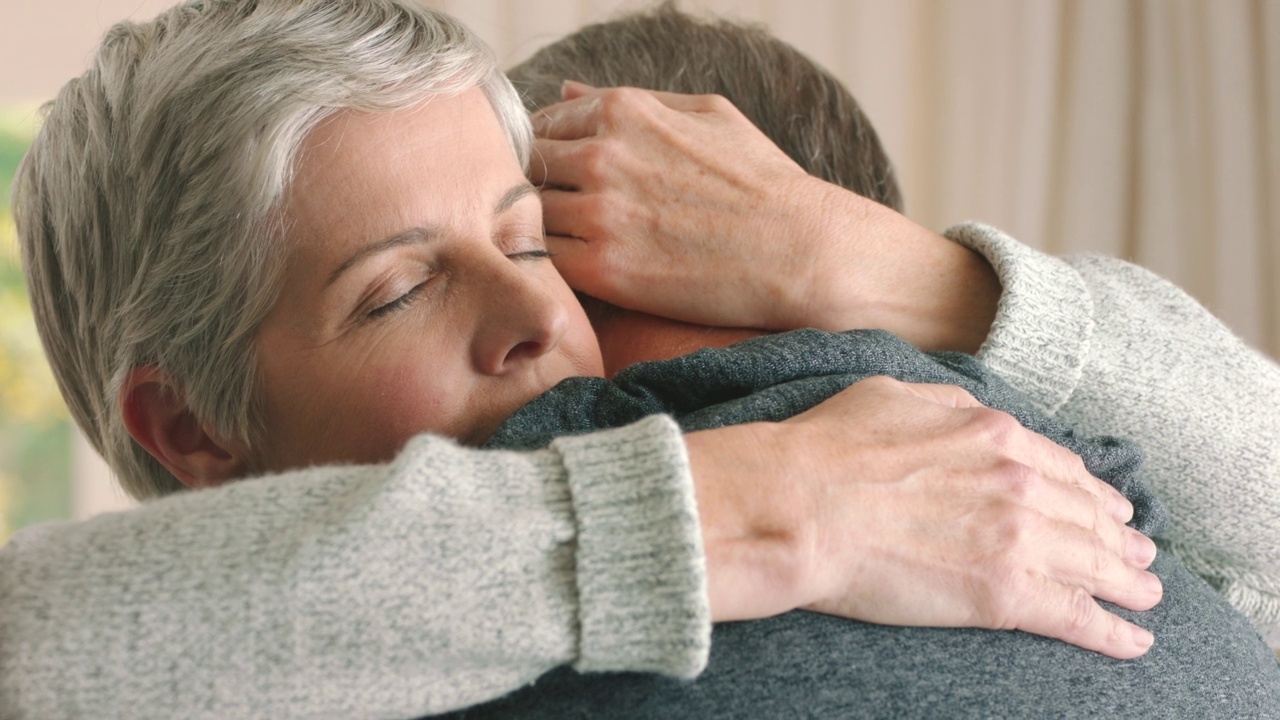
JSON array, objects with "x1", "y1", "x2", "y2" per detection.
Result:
[
  {"x1": 456, "y1": 329, "x2": 1279, "y2": 718},
  {"x1": 490, "y1": 329, "x2": 1165, "y2": 534}
]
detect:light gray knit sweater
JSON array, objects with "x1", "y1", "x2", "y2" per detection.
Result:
[
  {"x1": 952, "y1": 223, "x2": 1280, "y2": 630},
  {"x1": 1, "y1": 222, "x2": 1276, "y2": 719}
]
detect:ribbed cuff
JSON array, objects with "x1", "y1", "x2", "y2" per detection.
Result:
[
  {"x1": 552, "y1": 414, "x2": 710, "y2": 679},
  {"x1": 946, "y1": 222, "x2": 1093, "y2": 415}
]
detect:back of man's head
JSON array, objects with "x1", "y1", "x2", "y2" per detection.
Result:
[{"x1": 509, "y1": 2, "x2": 902, "y2": 211}]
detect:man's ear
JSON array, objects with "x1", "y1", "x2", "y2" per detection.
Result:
[{"x1": 120, "y1": 366, "x2": 247, "y2": 489}]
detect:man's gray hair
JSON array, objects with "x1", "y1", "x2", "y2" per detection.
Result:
[
  {"x1": 13, "y1": 0, "x2": 532, "y2": 499},
  {"x1": 509, "y1": 2, "x2": 902, "y2": 211}
]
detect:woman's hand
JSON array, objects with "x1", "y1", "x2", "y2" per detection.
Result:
[
  {"x1": 532, "y1": 82, "x2": 813, "y2": 329},
  {"x1": 685, "y1": 376, "x2": 1161, "y2": 660},
  {"x1": 532, "y1": 83, "x2": 1000, "y2": 353}
]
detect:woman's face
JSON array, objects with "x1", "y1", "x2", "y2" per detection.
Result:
[{"x1": 254, "y1": 88, "x2": 603, "y2": 471}]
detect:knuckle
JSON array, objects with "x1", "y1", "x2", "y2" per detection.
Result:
[
  {"x1": 1065, "y1": 587, "x2": 1098, "y2": 634},
  {"x1": 599, "y1": 87, "x2": 646, "y2": 119},
  {"x1": 994, "y1": 558, "x2": 1031, "y2": 597},
  {"x1": 1056, "y1": 448, "x2": 1094, "y2": 489},
  {"x1": 1106, "y1": 619, "x2": 1130, "y2": 649},
  {"x1": 1062, "y1": 450, "x2": 1088, "y2": 477},
  {"x1": 992, "y1": 459, "x2": 1037, "y2": 502},
  {"x1": 700, "y1": 93, "x2": 735, "y2": 113},
  {"x1": 576, "y1": 140, "x2": 617, "y2": 180},
  {"x1": 970, "y1": 408, "x2": 1023, "y2": 449},
  {"x1": 988, "y1": 504, "x2": 1034, "y2": 548},
  {"x1": 1089, "y1": 539, "x2": 1114, "y2": 579}
]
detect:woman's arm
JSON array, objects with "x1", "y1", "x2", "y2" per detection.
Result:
[
  {"x1": 531, "y1": 84, "x2": 1001, "y2": 353},
  {"x1": 953, "y1": 223, "x2": 1280, "y2": 629},
  {"x1": 529, "y1": 85, "x2": 1277, "y2": 628},
  {"x1": 1, "y1": 380, "x2": 1153, "y2": 719},
  {"x1": 0, "y1": 417, "x2": 705, "y2": 719}
]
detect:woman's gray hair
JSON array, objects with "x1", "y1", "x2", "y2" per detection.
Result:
[
  {"x1": 509, "y1": 2, "x2": 902, "y2": 212},
  {"x1": 13, "y1": 0, "x2": 532, "y2": 500}
]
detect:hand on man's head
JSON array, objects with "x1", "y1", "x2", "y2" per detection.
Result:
[
  {"x1": 529, "y1": 84, "x2": 1001, "y2": 352},
  {"x1": 530, "y1": 82, "x2": 828, "y2": 331}
]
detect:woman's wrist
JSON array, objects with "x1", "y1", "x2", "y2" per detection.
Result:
[
  {"x1": 685, "y1": 421, "x2": 811, "y2": 622},
  {"x1": 778, "y1": 179, "x2": 1001, "y2": 353}
]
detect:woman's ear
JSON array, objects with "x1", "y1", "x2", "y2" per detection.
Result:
[{"x1": 120, "y1": 366, "x2": 247, "y2": 489}]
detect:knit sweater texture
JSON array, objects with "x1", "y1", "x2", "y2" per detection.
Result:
[
  {"x1": 0, "y1": 222, "x2": 1276, "y2": 718},
  {"x1": 952, "y1": 223, "x2": 1280, "y2": 632},
  {"x1": 0, "y1": 418, "x2": 705, "y2": 718},
  {"x1": 443, "y1": 327, "x2": 1277, "y2": 718}
]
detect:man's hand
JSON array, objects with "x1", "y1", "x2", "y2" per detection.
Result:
[
  {"x1": 686, "y1": 377, "x2": 1161, "y2": 660},
  {"x1": 531, "y1": 82, "x2": 1000, "y2": 353}
]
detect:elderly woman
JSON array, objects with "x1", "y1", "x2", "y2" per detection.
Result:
[{"x1": 4, "y1": 1, "x2": 1279, "y2": 718}]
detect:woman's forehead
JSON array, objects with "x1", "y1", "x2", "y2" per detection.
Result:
[{"x1": 282, "y1": 89, "x2": 527, "y2": 256}]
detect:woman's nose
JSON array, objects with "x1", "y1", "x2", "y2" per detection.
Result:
[{"x1": 471, "y1": 259, "x2": 569, "y2": 375}]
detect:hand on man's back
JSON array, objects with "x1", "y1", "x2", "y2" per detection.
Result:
[{"x1": 688, "y1": 376, "x2": 1160, "y2": 660}]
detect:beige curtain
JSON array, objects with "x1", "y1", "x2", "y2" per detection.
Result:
[
  {"x1": 6, "y1": 0, "x2": 1271, "y2": 516},
  {"x1": 433, "y1": 0, "x2": 1280, "y2": 358}
]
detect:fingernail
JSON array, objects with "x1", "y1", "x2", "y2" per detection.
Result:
[
  {"x1": 1143, "y1": 571, "x2": 1163, "y2": 597},
  {"x1": 1131, "y1": 625, "x2": 1154, "y2": 649},
  {"x1": 1110, "y1": 492, "x2": 1134, "y2": 523},
  {"x1": 1126, "y1": 533, "x2": 1157, "y2": 566}
]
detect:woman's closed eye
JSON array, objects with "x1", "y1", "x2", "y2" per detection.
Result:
[
  {"x1": 507, "y1": 248, "x2": 554, "y2": 262},
  {"x1": 367, "y1": 279, "x2": 430, "y2": 320},
  {"x1": 363, "y1": 244, "x2": 552, "y2": 322}
]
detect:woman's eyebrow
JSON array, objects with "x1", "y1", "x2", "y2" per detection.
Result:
[
  {"x1": 325, "y1": 226, "x2": 436, "y2": 288},
  {"x1": 494, "y1": 182, "x2": 537, "y2": 215},
  {"x1": 325, "y1": 183, "x2": 535, "y2": 288}
]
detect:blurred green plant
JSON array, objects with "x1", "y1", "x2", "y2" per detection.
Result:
[{"x1": 0, "y1": 110, "x2": 71, "y2": 544}]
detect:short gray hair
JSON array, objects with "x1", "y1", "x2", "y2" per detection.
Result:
[
  {"x1": 13, "y1": 0, "x2": 532, "y2": 500},
  {"x1": 509, "y1": 2, "x2": 902, "y2": 211}
]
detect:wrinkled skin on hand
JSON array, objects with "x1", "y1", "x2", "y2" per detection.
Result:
[
  {"x1": 687, "y1": 377, "x2": 1160, "y2": 660},
  {"x1": 532, "y1": 83, "x2": 819, "y2": 330},
  {"x1": 533, "y1": 84, "x2": 1156, "y2": 659},
  {"x1": 532, "y1": 82, "x2": 1000, "y2": 353}
]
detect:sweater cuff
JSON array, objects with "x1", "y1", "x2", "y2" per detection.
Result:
[
  {"x1": 551, "y1": 414, "x2": 710, "y2": 678},
  {"x1": 945, "y1": 222, "x2": 1094, "y2": 415}
]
